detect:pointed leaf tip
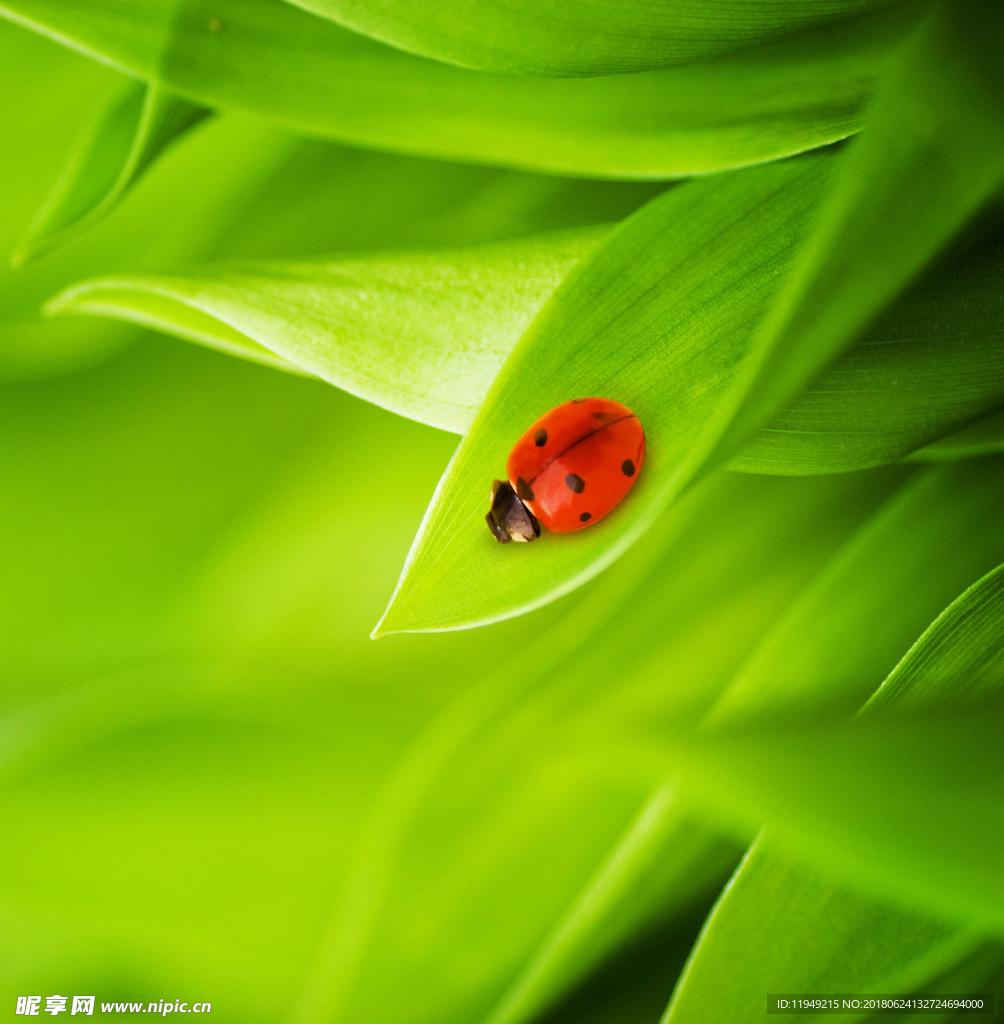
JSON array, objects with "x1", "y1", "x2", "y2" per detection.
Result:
[{"x1": 14, "y1": 79, "x2": 209, "y2": 266}]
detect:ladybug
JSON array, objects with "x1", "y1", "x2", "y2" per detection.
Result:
[{"x1": 486, "y1": 397, "x2": 645, "y2": 544}]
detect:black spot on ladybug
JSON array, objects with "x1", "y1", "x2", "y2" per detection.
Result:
[
  {"x1": 516, "y1": 477, "x2": 535, "y2": 502},
  {"x1": 622, "y1": 459, "x2": 635, "y2": 477},
  {"x1": 565, "y1": 473, "x2": 585, "y2": 493},
  {"x1": 572, "y1": 398, "x2": 587, "y2": 404},
  {"x1": 591, "y1": 411, "x2": 616, "y2": 421},
  {"x1": 534, "y1": 429, "x2": 547, "y2": 447},
  {"x1": 580, "y1": 512, "x2": 591, "y2": 522}
]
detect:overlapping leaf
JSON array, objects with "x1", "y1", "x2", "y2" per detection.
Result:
[
  {"x1": 373, "y1": 155, "x2": 835, "y2": 634},
  {"x1": 292, "y1": 467, "x2": 904, "y2": 1024},
  {"x1": 731, "y1": 236, "x2": 1004, "y2": 474},
  {"x1": 664, "y1": 844, "x2": 978, "y2": 1024},
  {"x1": 0, "y1": 20, "x2": 306, "y2": 379},
  {"x1": 707, "y1": 458, "x2": 1004, "y2": 723},
  {"x1": 910, "y1": 407, "x2": 1004, "y2": 462},
  {"x1": 49, "y1": 229, "x2": 1004, "y2": 464},
  {"x1": 0, "y1": 0, "x2": 912, "y2": 177},
  {"x1": 0, "y1": 19, "x2": 132, "y2": 376},
  {"x1": 660, "y1": 562, "x2": 1004, "y2": 928},
  {"x1": 48, "y1": 228, "x2": 608, "y2": 431},
  {"x1": 13, "y1": 79, "x2": 210, "y2": 266},
  {"x1": 666, "y1": 698, "x2": 1004, "y2": 927},
  {"x1": 280, "y1": 0, "x2": 889, "y2": 77},
  {"x1": 480, "y1": 787, "x2": 725, "y2": 1024},
  {"x1": 0, "y1": 17, "x2": 659, "y2": 381},
  {"x1": 664, "y1": 460, "x2": 1004, "y2": 1023},
  {"x1": 0, "y1": 333, "x2": 586, "y2": 1018},
  {"x1": 711, "y1": 0, "x2": 1004, "y2": 459},
  {"x1": 377, "y1": 0, "x2": 1004, "y2": 635}
]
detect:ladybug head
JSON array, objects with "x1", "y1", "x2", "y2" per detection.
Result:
[{"x1": 486, "y1": 480, "x2": 540, "y2": 544}]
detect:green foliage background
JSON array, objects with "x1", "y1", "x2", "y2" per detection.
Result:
[{"x1": 1, "y1": 0, "x2": 1003, "y2": 1021}]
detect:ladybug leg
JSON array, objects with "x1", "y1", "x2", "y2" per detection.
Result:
[{"x1": 486, "y1": 480, "x2": 540, "y2": 544}]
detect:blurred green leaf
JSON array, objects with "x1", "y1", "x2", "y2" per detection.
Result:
[
  {"x1": 48, "y1": 227, "x2": 608, "y2": 431},
  {"x1": 0, "y1": 19, "x2": 132, "y2": 376},
  {"x1": 707, "y1": 458, "x2": 1004, "y2": 722},
  {"x1": 281, "y1": 0, "x2": 890, "y2": 77},
  {"x1": 538, "y1": 910, "x2": 712, "y2": 1024},
  {"x1": 666, "y1": 700, "x2": 1004, "y2": 923},
  {"x1": 663, "y1": 561, "x2": 1004, "y2": 928},
  {"x1": 0, "y1": 19, "x2": 289, "y2": 379},
  {"x1": 13, "y1": 78, "x2": 210, "y2": 267},
  {"x1": 665, "y1": 468, "x2": 1004, "y2": 1023},
  {"x1": 664, "y1": 843, "x2": 977, "y2": 1024},
  {"x1": 290, "y1": 595, "x2": 691, "y2": 1024},
  {"x1": 0, "y1": 334, "x2": 581, "y2": 1018},
  {"x1": 470, "y1": 469, "x2": 912, "y2": 1024},
  {"x1": 926, "y1": 950, "x2": 1004, "y2": 1023},
  {"x1": 531, "y1": 461, "x2": 1004, "y2": 1022},
  {"x1": 712, "y1": 0, "x2": 1004, "y2": 459},
  {"x1": 0, "y1": 17, "x2": 658, "y2": 381},
  {"x1": 865, "y1": 568, "x2": 1004, "y2": 713},
  {"x1": 481, "y1": 786, "x2": 732, "y2": 1024},
  {"x1": 0, "y1": 342, "x2": 412, "y2": 1015},
  {"x1": 300, "y1": 467, "x2": 905, "y2": 1024},
  {"x1": 0, "y1": 0, "x2": 912, "y2": 177}
]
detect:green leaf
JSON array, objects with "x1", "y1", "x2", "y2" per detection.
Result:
[
  {"x1": 662, "y1": 562, "x2": 1004, "y2": 927},
  {"x1": 47, "y1": 227, "x2": 608, "y2": 432},
  {"x1": 482, "y1": 788, "x2": 736, "y2": 1024},
  {"x1": 49, "y1": 229, "x2": 1004, "y2": 468},
  {"x1": 665, "y1": 466, "x2": 1004, "y2": 1023},
  {"x1": 289, "y1": 606, "x2": 681, "y2": 1024},
  {"x1": 908, "y1": 407, "x2": 1004, "y2": 462},
  {"x1": 281, "y1": 0, "x2": 891, "y2": 77},
  {"x1": 0, "y1": 337, "x2": 554, "y2": 1017},
  {"x1": 707, "y1": 458, "x2": 1004, "y2": 723},
  {"x1": 664, "y1": 843, "x2": 978, "y2": 1024},
  {"x1": 0, "y1": 0, "x2": 913, "y2": 178},
  {"x1": 0, "y1": 19, "x2": 316, "y2": 379},
  {"x1": 293, "y1": 468, "x2": 901, "y2": 1024},
  {"x1": 866, "y1": 566, "x2": 1004, "y2": 713},
  {"x1": 374, "y1": 154, "x2": 837, "y2": 634},
  {"x1": 379, "y1": 0, "x2": 1004, "y2": 635},
  {"x1": 540, "y1": 914, "x2": 714, "y2": 1024},
  {"x1": 0, "y1": 18, "x2": 133, "y2": 376},
  {"x1": 0, "y1": 14, "x2": 657, "y2": 381},
  {"x1": 730, "y1": 237, "x2": 1004, "y2": 475},
  {"x1": 12, "y1": 78, "x2": 210, "y2": 266},
  {"x1": 667, "y1": 700, "x2": 1004, "y2": 926},
  {"x1": 711, "y1": 0, "x2": 1004, "y2": 459}
]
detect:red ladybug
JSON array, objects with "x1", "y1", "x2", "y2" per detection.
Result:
[{"x1": 486, "y1": 397, "x2": 645, "y2": 544}]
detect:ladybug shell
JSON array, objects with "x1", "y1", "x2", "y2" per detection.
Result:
[{"x1": 506, "y1": 397, "x2": 645, "y2": 533}]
